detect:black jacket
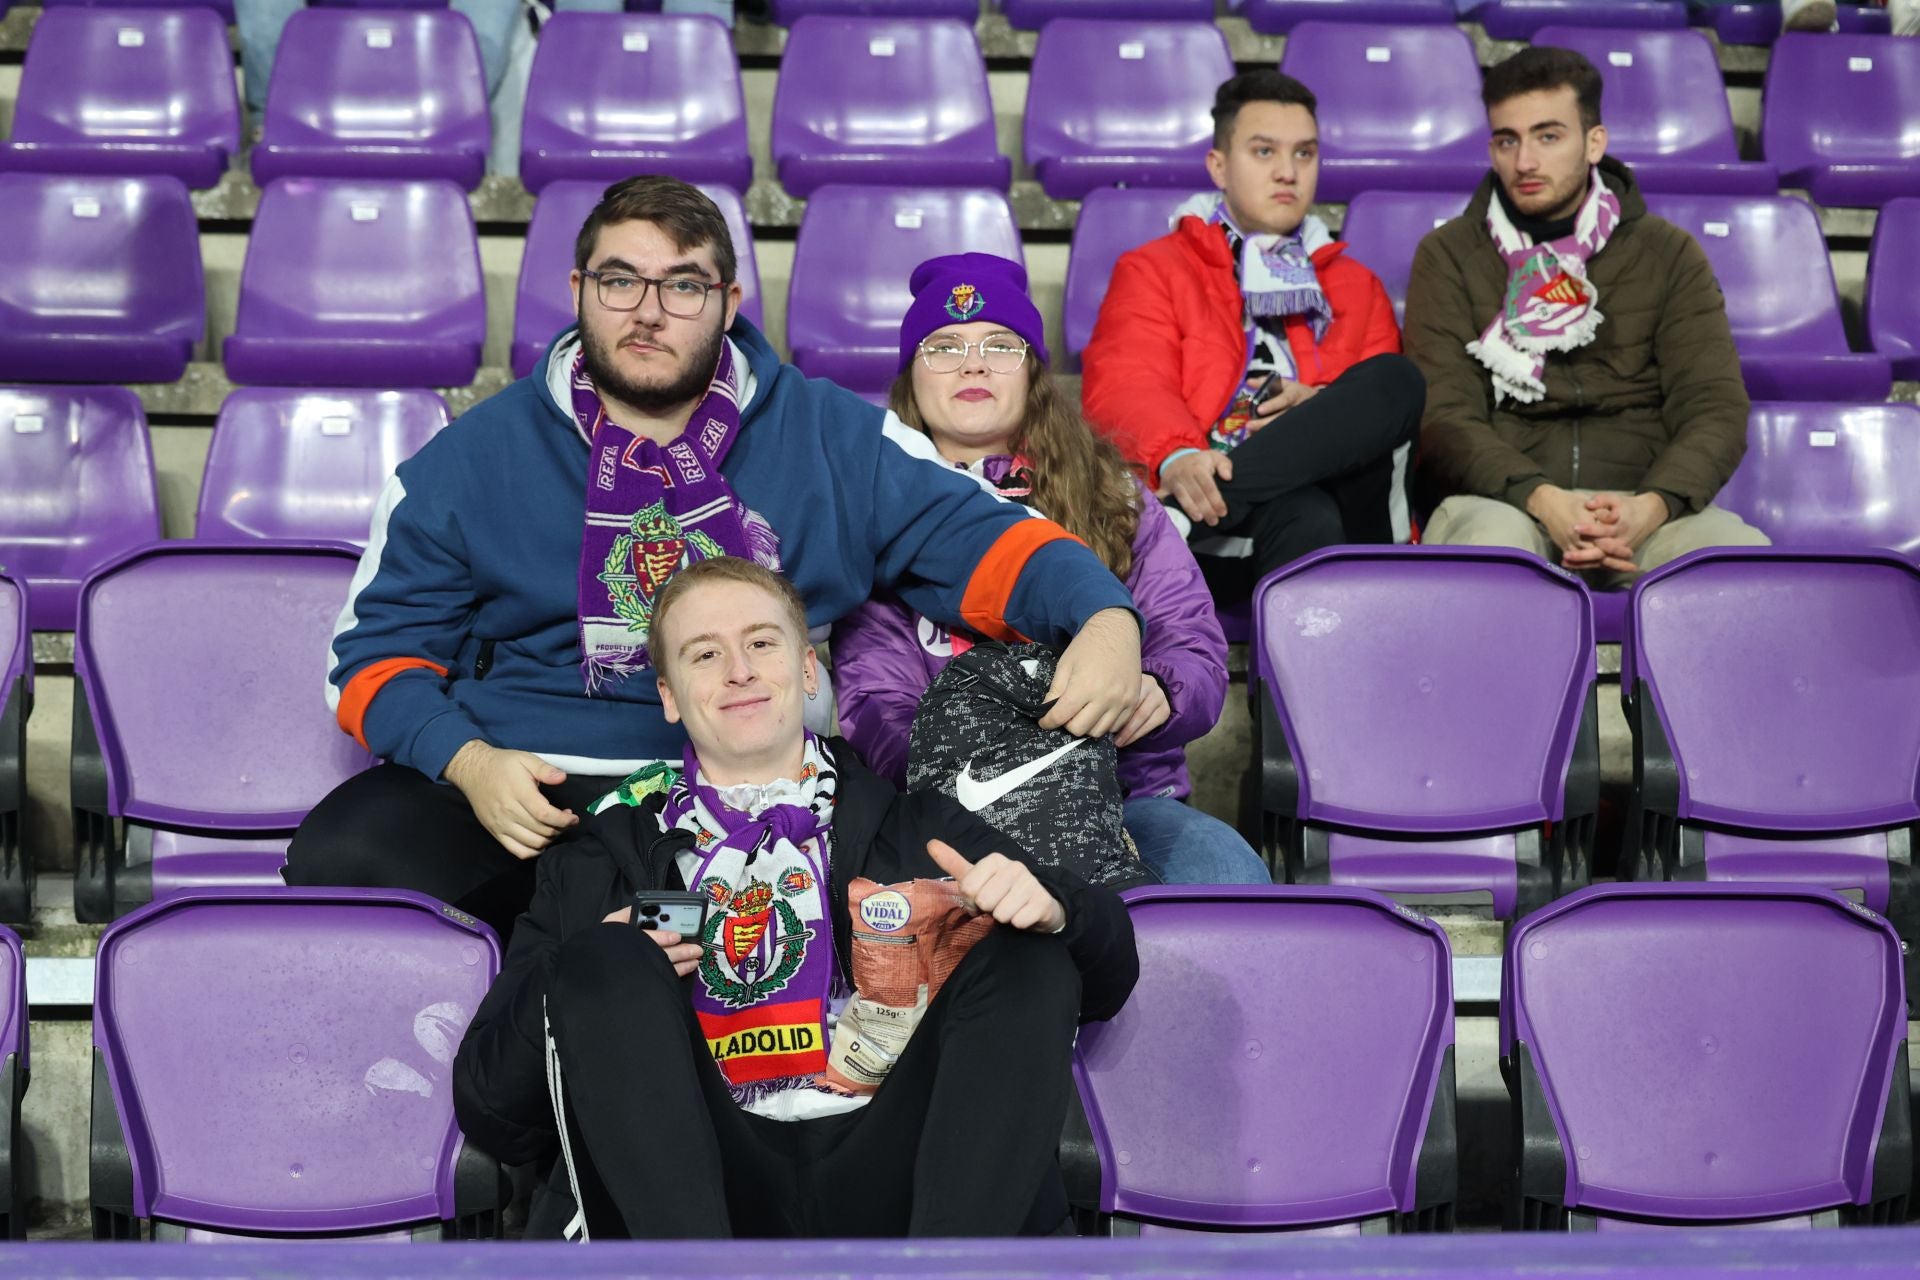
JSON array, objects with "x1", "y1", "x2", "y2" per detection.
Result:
[{"x1": 453, "y1": 738, "x2": 1139, "y2": 1175}]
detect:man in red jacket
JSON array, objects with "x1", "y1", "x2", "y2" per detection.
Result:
[{"x1": 1082, "y1": 70, "x2": 1425, "y2": 578}]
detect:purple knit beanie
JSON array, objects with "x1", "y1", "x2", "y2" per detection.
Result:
[{"x1": 897, "y1": 253, "x2": 1049, "y2": 373}]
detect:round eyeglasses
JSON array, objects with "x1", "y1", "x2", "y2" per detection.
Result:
[
  {"x1": 581, "y1": 270, "x2": 725, "y2": 318},
  {"x1": 917, "y1": 334, "x2": 1031, "y2": 375}
]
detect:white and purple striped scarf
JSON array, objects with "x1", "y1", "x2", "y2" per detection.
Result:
[{"x1": 1174, "y1": 191, "x2": 1334, "y2": 338}]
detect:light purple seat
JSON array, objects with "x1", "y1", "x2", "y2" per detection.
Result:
[
  {"x1": 1689, "y1": 2, "x2": 1778, "y2": 44},
  {"x1": 1528, "y1": 28, "x2": 1777, "y2": 195},
  {"x1": 1278, "y1": 24, "x2": 1488, "y2": 203},
  {"x1": 771, "y1": 18, "x2": 1009, "y2": 197},
  {"x1": 1002, "y1": 0, "x2": 1212, "y2": 30},
  {"x1": 1075, "y1": 885, "x2": 1455, "y2": 1233},
  {"x1": 0, "y1": 387, "x2": 161, "y2": 632},
  {"x1": 769, "y1": 0, "x2": 976, "y2": 23},
  {"x1": 1023, "y1": 21, "x2": 1232, "y2": 201},
  {"x1": 0, "y1": 922, "x2": 19, "y2": 1239},
  {"x1": 196, "y1": 389, "x2": 449, "y2": 545},
  {"x1": 252, "y1": 9, "x2": 489, "y2": 191},
  {"x1": 1762, "y1": 34, "x2": 1920, "y2": 208},
  {"x1": 313, "y1": 0, "x2": 448, "y2": 7},
  {"x1": 788, "y1": 186, "x2": 1022, "y2": 399},
  {"x1": 1064, "y1": 187, "x2": 1201, "y2": 361},
  {"x1": 1506, "y1": 884, "x2": 1910, "y2": 1229},
  {"x1": 1338, "y1": 189, "x2": 1469, "y2": 322},
  {"x1": 0, "y1": 173, "x2": 203, "y2": 384},
  {"x1": 518, "y1": 14, "x2": 750, "y2": 195},
  {"x1": 1622, "y1": 548, "x2": 1920, "y2": 951},
  {"x1": 1865, "y1": 198, "x2": 1920, "y2": 380},
  {"x1": 1244, "y1": 0, "x2": 1453, "y2": 34},
  {"x1": 70, "y1": 544, "x2": 377, "y2": 922},
  {"x1": 512, "y1": 180, "x2": 761, "y2": 378},
  {"x1": 1254, "y1": 547, "x2": 1598, "y2": 918},
  {"x1": 1836, "y1": 2, "x2": 1892, "y2": 31},
  {"x1": 224, "y1": 178, "x2": 485, "y2": 389},
  {"x1": 1646, "y1": 194, "x2": 1892, "y2": 401},
  {"x1": 43, "y1": 0, "x2": 234, "y2": 19},
  {"x1": 1714, "y1": 402, "x2": 1920, "y2": 556},
  {"x1": 1472, "y1": 0, "x2": 1685, "y2": 39},
  {"x1": 0, "y1": 578, "x2": 26, "y2": 925},
  {"x1": 1, "y1": 8, "x2": 239, "y2": 189},
  {"x1": 90, "y1": 888, "x2": 503, "y2": 1240}
]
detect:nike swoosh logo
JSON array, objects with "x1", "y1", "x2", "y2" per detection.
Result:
[{"x1": 954, "y1": 737, "x2": 1087, "y2": 813}]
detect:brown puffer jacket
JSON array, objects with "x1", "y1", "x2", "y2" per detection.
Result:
[{"x1": 1406, "y1": 158, "x2": 1749, "y2": 516}]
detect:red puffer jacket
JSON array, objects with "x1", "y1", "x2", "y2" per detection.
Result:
[{"x1": 1082, "y1": 215, "x2": 1403, "y2": 486}]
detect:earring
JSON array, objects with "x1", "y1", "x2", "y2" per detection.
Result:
[{"x1": 806, "y1": 687, "x2": 819, "y2": 700}]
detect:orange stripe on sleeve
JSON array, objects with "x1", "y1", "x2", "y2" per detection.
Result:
[
  {"x1": 960, "y1": 519, "x2": 1084, "y2": 643},
  {"x1": 337, "y1": 657, "x2": 450, "y2": 750}
]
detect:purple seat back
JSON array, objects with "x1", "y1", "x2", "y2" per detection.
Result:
[
  {"x1": 1646, "y1": 194, "x2": 1891, "y2": 401},
  {"x1": 0, "y1": 925, "x2": 19, "y2": 1070},
  {"x1": 1338, "y1": 189, "x2": 1469, "y2": 322},
  {"x1": 0, "y1": 173, "x2": 204, "y2": 384},
  {"x1": 1475, "y1": 0, "x2": 1684, "y2": 39},
  {"x1": 1277, "y1": 24, "x2": 1487, "y2": 202},
  {"x1": 1064, "y1": 187, "x2": 1201, "y2": 359},
  {"x1": 788, "y1": 186, "x2": 1021, "y2": 397},
  {"x1": 1762, "y1": 34, "x2": 1920, "y2": 209},
  {"x1": 1714, "y1": 402, "x2": 1920, "y2": 557},
  {"x1": 44, "y1": 0, "x2": 234, "y2": 16},
  {"x1": 0, "y1": 575, "x2": 24, "y2": 702},
  {"x1": 2, "y1": 7, "x2": 240, "y2": 189},
  {"x1": 1002, "y1": 0, "x2": 1213, "y2": 31},
  {"x1": 224, "y1": 178, "x2": 485, "y2": 389},
  {"x1": 519, "y1": 14, "x2": 751, "y2": 195},
  {"x1": 771, "y1": 18, "x2": 1009, "y2": 197},
  {"x1": 0, "y1": 387, "x2": 160, "y2": 632},
  {"x1": 1504, "y1": 884, "x2": 1908, "y2": 1224},
  {"x1": 1023, "y1": 21, "x2": 1232, "y2": 201},
  {"x1": 512, "y1": 180, "x2": 761, "y2": 378},
  {"x1": 196, "y1": 389, "x2": 450, "y2": 545},
  {"x1": 1690, "y1": 2, "x2": 1779, "y2": 45},
  {"x1": 1077, "y1": 886, "x2": 1453, "y2": 1229},
  {"x1": 768, "y1": 0, "x2": 977, "y2": 24},
  {"x1": 252, "y1": 9, "x2": 489, "y2": 191},
  {"x1": 93, "y1": 888, "x2": 499, "y2": 1234},
  {"x1": 1865, "y1": 198, "x2": 1920, "y2": 380},
  {"x1": 1245, "y1": 0, "x2": 1453, "y2": 33}
]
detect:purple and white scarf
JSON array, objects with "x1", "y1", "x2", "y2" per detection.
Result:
[
  {"x1": 1469, "y1": 169, "x2": 1622, "y2": 406},
  {"x1": 1174, "y1": 192, "x2": 1335, "y2": 337},
  {"x1": 570, "y1": 342, "x2": 781, "y2": 690}
]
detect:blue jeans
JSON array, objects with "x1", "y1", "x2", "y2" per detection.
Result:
[{"x1": 1123, "y1": 796, "x2": 1270, "y2": 886}]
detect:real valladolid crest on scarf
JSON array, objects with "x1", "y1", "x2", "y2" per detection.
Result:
[{"x1": 570, "y1": 342, "x2": 782, "y2": 691}]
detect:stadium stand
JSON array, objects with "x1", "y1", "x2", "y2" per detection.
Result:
[
  {"x1": 1337, "y1": 189, "x2": 1471, "y2": 322},
  {"x1": 1472, "y1": 0, "x2": 1686, "y2": 39},
  {"x1": 70, "y1": 543, "x2": 376, "y2": 922},
  {"x1": 194, "y1": 389, "x2": 450, "y2": 545},
  {"x1": 0, "y1": 6, "x2": 238, "y2": 190},
  {"x1": 1865, "y1": 199, "x2": 1920, "y2": 380},
  {"x1": 0, "y1": 387, "x2": 161, "y2": 633},
  {"x1": 1243, "y1": 0, "x2": 1454, "y2": 34},
  {"x1": 0, "y1": 577, "x2": 26, "y2": 923},
  {"x1": 1001, "y1": 0, "x2": 1214, "y2": 29},
  {"x1": 1023, "y1": 20, "x2": 1233, "y2": 201},
  {"x1": 1505, "y1": 884, "x2": 1911, "y2": 1228},
  {"x1": 1072, "y1": 885, "x2": 1455, "y2": 1234},
  {"x1": 0, "y1": 173, "x2": 203, "y2": 385},
  {"x1": 0, "y1": 924, "x2": 19, "y2": 1240},
  {"x1": 1760, "y1": 34, "x2": 1920, "y2": 208},
  {"x1": 1252, "y1": 547, "x2": 1598, "y2": 918},
  {"x1": 89, "y1": 888, "x2": 503, "y2": 1240},
  {"x1": 1714, "y1": 403, "x2": 1920, "y2": 556},
  {"x1": 1063, "y1": 186, "x2": 1204, "y2": 362}
]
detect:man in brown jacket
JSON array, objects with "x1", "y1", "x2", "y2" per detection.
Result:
[{"x1": 1407, "y1": 47, "x2": 1767, "y2": 581}]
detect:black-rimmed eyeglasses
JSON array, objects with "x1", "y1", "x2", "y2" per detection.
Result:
[{"x1": 581, "y1": 270, "x2": 725, "y2": 318}]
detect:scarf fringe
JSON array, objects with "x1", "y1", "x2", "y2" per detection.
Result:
[{"x1": 581, "y1": 649, "x2": 648, "y2": 696}]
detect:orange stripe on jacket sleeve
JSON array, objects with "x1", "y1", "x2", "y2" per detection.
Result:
[
  {"x1": 960, "y1": 519, "x2": 1085, "y2": 643},
  {"x1": 337, "y1": 657, "x2": 449, "y2": 750}
]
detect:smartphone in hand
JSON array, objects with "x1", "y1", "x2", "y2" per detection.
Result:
[{"x1": 632, "y1": 890, "x2": 709, "y2": 940}]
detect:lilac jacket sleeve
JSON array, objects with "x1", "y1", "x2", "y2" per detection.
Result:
[
  {"x1": 1126, "y1": 482, "x2": 1229, "y2": 751},
  {"x1": 829, "y1": 595, "x2": 937, "y2": 790}
]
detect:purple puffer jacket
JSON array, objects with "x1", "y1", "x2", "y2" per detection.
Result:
[{"x1": 831, "y1": 455, "x2": 1228, "y2": 801}]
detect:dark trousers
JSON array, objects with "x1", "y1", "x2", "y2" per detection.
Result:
[
  {"x1": 545, "y1": 923, "x2": 1082, "y2": 1239},
  {"x1": 284, "y1": 763, "x2": 624, "y2": 943},
  {"x1": 1207, "y1": 353, "x2": 1425, "y2": 579}
]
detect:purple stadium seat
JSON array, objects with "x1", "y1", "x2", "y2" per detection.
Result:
[
  {"x1": 70, "y1": 544, "x2": 376, "y2": 922},
  {"x1": 313, "y1": 0, "x2": 448, "y2": 7},
  {"x1": 1064, "y1": 187, "x2": 1201, "y2": 361},
  {"x1": 0, "y1": 7, "x2": 239, "y2": 189},
  {"x1": 788, "y1": 186, "x2": 1022, "y2": 399},
  {"x1": 518, "y1": 14, "x2": 750, "y2": 196},
  {"x1": 1689, "y1": 2, "x2": 1778, "y2": 44},
  {"x1": 1835, "y1": 2, "x2": 1892, "y2": 31},
  {"x1": 224, "y1": 178, "x2": 485, "y2": 389},
  {"x1": 1761, "y1": 34, "x2": 1920, "y2": 208},
  {"x1": 0, "y1": 578, "x2": 26, "y2": 924},
  {"x1": 1002, "y1": 0, "x2": 1213, "y2": 30},
  {"x1": 1528, "y1": 28, "x2": 1777, "y2": 195},
  {"x1": 1277, "y1": 24, "x2": 1488, "y2": 203},
  {"x1": 90, "y1": 888, "x2": 504, "y2": 1240},
  {"x1": 0, "y1": 173, "x2": 203, "y2": 385},
  {"x1": 1714, "y1": 402, "x2": 1920, "y2": 556},
  {"x1": 771, "y1": 18, "x2": 1009, "y2": 197},
  {"x1": 1506, "y1": 883, "x2": 1910, "y2": 1229},
  {"x1": 1622, "y1": 548, "x2": 1920, "y2": 960},
  {"x1": 1244, "y1": 0, "x2": 1453, "y2": 34},
  {"x1": 1472, "y1": 0, "x2": 1685, "y2": 39},
  {"x1": 1338, "y1": 190, "x2": 1470, "y2": 322},
  {"x1": 1254, "y1": 547, "x2": 1598, "y2": 917},
  {"x1": 1074, "y1": 885, "x2": 1455, "y2": 1233},
  {"x1": 0, "y1": 923, "x2": 20, "y2": 1239},
  {"x1": 251, "y1": 9, "x2": 489, "y2": 191},
  {"x1": 1023, "y1": 21, "x2": 1232, "y2": 201},
  {"x1": 43, "y1": 0, "x2": 234, "y2": 19},
  {"x1": 769, "y1": 0, "x2": 976, "y2": 23},
  {"x1": 512, "y1": 180, "x2": 761, "y2": 378},
  {"x1": 1646, "y1": 194, "x2": 1892, "y2": 401},
  {"x1": 1865, "y1": 198, "x2": 1920, "y2": 379},
  {"x1": 0, "y1": 387, "x2": 161, "y2": 632},
  {"x1": 195, "y1": 389, "x2": 449, "y2": 545}
]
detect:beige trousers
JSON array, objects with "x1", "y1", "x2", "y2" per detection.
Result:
[{"x1": 1423, "y1": 492, "x2": 1770, "y2": 588}]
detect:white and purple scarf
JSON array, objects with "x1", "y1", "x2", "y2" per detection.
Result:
[
  {"x1": 1469, "y1": 170, "x2": 1622, "y2": 406},
  {"x1": 570, "y1": 342, "x2": 781, "y2": 691},
  {"x1": 1175, "y1": 191, "x2": 1335, "y2": 336}
]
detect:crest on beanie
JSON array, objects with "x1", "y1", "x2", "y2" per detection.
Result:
[{"x1": 945, "y1": 283, "x2": 984, "y2": 321}]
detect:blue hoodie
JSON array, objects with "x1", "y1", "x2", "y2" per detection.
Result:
[{"x1": 325, "y1": 320, "x2": 1136, "y2": 780}]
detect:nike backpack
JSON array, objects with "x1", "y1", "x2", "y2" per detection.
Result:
[{"x1": 905, "y1": 642, "x2": 1153, "y2": 888}]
